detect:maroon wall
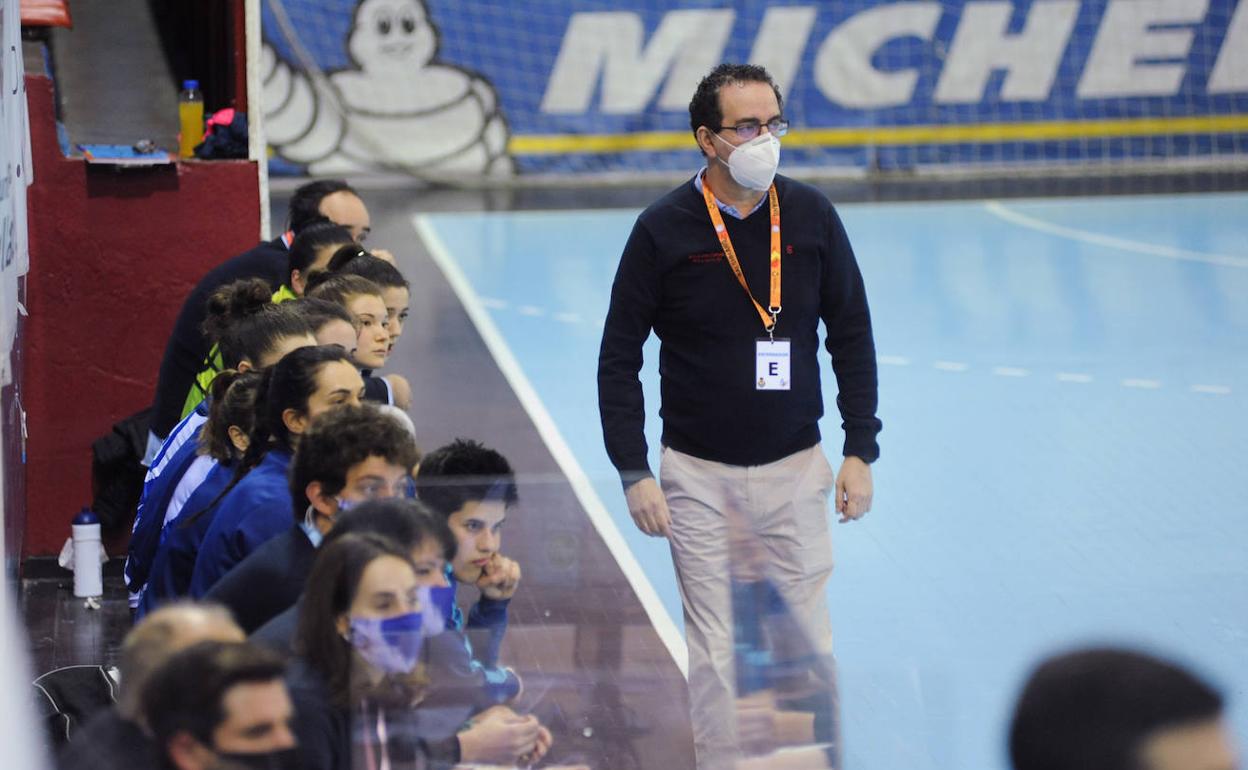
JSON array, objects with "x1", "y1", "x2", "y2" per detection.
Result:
[{"x1": 21, "y1": 74, "x2": 261, "y2": 557}]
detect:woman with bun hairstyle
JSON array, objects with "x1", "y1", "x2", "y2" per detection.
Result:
[
  {"x1": 126, "y1": 280, "x2": 316, "y2": 607},
  {"x1": 189, "y1": 345, "x2": 365, "y2": 596},
  {"x1": 180, "y1": 277, "x2": 318, "y2": 420},
  {"x1": 135, "y1": 369, "x2": 264, "y2": 618}
]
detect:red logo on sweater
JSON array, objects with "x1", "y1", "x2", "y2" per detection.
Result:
[{"x1": 688, "y1": 251, "x2": 724, "y2": 264}]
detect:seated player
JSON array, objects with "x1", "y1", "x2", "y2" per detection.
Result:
[
  {"x1": 205, "y1": 403, "x2": 419, "y2": 633},
  {"x1": 136, "y1": 371, "x2": 263, "y2": 619},
  {"x1": 288, "y1": 532, "x2": 549, "y2": 770},
  {"x1": 307, "y1": 273, "x2": 408, "y2": 408},
  {"x1": 414, "y1": 439, "x2": 522, "y2": 672},
  {"x1": 189, "y1": 346, "x2": 363, "y2": 596}
]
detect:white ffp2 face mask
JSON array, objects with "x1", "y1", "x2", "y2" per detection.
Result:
[{"x1": 714, "y1": 132, "x2": 781, "y2": 191}]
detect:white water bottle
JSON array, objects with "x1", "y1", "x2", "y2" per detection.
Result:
[{"x1": 71, "y1": 508, "x2": 103, "y2": 598}]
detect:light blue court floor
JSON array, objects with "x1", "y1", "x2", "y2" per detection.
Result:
[{"x1": 414, "y1": 192, "x2": 1248, "y2": 770}]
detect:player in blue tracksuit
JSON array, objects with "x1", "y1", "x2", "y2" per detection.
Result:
[
  {"x1": 189, "y1": 345, "x2": 364, "y2": 596},
  {"x1": 125, "y1": 405, "x2": 209, "y2": 606},
  {"x1": 135, "y1": 460, "x2": 236, "y2": 619}
]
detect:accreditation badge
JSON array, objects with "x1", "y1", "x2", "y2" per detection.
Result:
[{"x1": 755, "y1": 338, "x2": 791, "y2": 391}]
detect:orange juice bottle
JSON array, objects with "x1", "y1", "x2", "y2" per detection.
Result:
[{"x1": 178, "y1": 80, "x2": 204, "y2": 159}]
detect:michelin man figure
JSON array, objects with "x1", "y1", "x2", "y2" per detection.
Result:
[{"x1": 262, "y1": 0, "x2": 512, "y2": 177}]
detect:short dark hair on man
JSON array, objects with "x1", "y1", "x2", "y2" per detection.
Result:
[
  {"x1": 413, "y1": 439, "x2": 518, "y2": 519},
  {"x1": 323, "y1": 497, "x2": 457, "y2": 564},
  {"x1": 688, "y1": 64, "x2": 784, "y2": 143},
  {"x1": 143, "y1": 640, "x2": 286, "y2": 747},
  {"x1": 287, "y1": 179, "x2": 356, "y2": 234},
  {"x1": 1009, "y1": 646, "x2": 1224, "y2": 770},
  {"x1": 289, "y1": 403, "x2": 421, "y2": 522}
]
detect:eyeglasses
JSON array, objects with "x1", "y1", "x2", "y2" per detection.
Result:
[
  {"x1": 714, "y1": 118, "x2": 790, "y2": 141},
  {"x1": 354, "y1": 477, "x2": 415, "y2": 501}
]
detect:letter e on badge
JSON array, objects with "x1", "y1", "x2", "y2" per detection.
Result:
[{"x1": 756, "y1": 339, "x2": 791, "y2": 390}]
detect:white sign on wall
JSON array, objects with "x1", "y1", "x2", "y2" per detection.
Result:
[{"x1": 0, "y1": 0, "x2": 32, "y2": 388}]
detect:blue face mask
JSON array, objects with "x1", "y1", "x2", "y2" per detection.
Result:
[
  {"x1": 349, "y1": 612, "x2": 424, "y2": 675},
  {"x1": 428, "y1": 585, "x2": 457, "y2": 627}
]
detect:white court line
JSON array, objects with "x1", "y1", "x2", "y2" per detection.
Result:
[
  {"x1": 1191, "y1": 384, "x2": 1232, "y2": 395},
  {"x1": 934, "y1": 361, "x2": 969, "y2": 372},
  {"x1": 992, "y1": 366, "x2": 1030, "y2": 378},
  {"x1": 480, "y1": 297, "x2": 509, "y2": 310},
  {"x1": 517, "y1": 305, "x2": 546, "y2": 317},
  {"x1": 878, "y1": 355, "x2": 911, "y2": 366},
  {"x1": 413, "y1": 214, "x2": 689, "y2": 677},
  {"x1": 983, "y1": 201, "x2": 1248, "y2": 269},
  {"x1": 1056, "y1": 372, "x2": 1094, "y2": 383}
]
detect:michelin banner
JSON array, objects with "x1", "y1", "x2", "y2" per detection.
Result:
[{"x1": 261, "y1": 0, "x2": 1248, "y2": 176}]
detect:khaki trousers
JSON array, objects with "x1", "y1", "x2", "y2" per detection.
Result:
[{"x1": 660, "y1": 443, "x2": 837, "y2": 770}]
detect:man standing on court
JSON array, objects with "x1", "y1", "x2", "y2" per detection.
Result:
[{"x1": 597, "y1": 63, "x2": 881, "y2": 769}]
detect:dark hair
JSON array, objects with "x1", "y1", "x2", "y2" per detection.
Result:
[
  {"x1": 413, "y1": 439, "x2": 518, "y2": 519},
  {"x1": 326, "y1": 243, "x2": 371, "y2": 273},
  {"x1": 334, "y1": 255, "x2": 409, "y2": 291},
  {"x1": 287, "y1": 179, "x2": 356, "y2": 234},
  {"x1": 288, "y1": 403, "x2": 421, "y2": 522},
  {"x1": 198, "y1": 369, "x2": 264, "y2": 462},
  {"x1": 143, "y1": 640, "x2": 286, "y2": 748},
  {"x1": 307, "y1": 274, "x2": 385, "y2": 308},
  {"x1": 289, "y1": 297, "x2": 359, "y2": 336},
  {"x1": 304, "y1": 244, "x2": 366, "y2": 294},
  {"x1": 288, "y1": 221, "x2": 356, "y2": 287},
  {"x1": 201, "y1": 278, "x2": 312, "y2": 369},
  {"x1": 323, "y1": 498, "x2": 457, "y2": 564},
  {"x1": 296, "y1": 533, "x2": 414, "y2": 706},
  {"x1": 1009, "y1": 647, "x2": 1224, "y2": 770},
  {"x1": 688, "y1": 64, "x2": 784, "y2": 153},
  {"x1": 186, "y1": 346, "x2": 354, "y2": 525}
]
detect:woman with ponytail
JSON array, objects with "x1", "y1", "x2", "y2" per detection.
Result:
[
  {"x1": 135, "y1": 370, "x2": 264, "y2": 618},
  {"x1": 286, "y1": 221, "x2": 356, "y2": 297},
  {"x1": 189, "y1": 345, "x2": 365, "y2": 597}
]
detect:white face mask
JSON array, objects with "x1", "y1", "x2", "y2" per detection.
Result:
[{"x1": 713, "y1": 131, "x2": 781, "y2": 191}]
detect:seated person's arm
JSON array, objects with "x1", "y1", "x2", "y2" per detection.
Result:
[
  {"x1": 426, "y1": 629, "x2": 521, "y2": 711},
  {"x1": 383, "y1": 374, "x2": 412, "y2": 409},
  {"x1": 464, "y1": 554, "x2": 520, "y2": 668}
]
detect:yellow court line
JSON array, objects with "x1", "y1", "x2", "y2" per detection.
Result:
[{"x1": 508, "y1": 114, "x2": 1248, "y2": 155}]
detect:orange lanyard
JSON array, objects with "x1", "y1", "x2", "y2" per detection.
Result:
[{"x1": 702, "y1": 180, "x2": 781, "y2": 335}]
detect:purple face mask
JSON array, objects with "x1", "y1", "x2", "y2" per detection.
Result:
[{"x1": 349, "y1": 611, "x2": 424, "y2": 675}]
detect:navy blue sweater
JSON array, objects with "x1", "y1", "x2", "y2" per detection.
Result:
[{"x1": 598, "y1": 174, "x2": 881, "y2": 479}]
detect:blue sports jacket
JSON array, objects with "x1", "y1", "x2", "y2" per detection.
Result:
[
  {"x1": 124, "y1": 405, "x2": 208, "y2": 593},
  {"x1": 188, "y1": 448, "x2": 294, "y2": 597},
  {"x1": 134, "y1": 461, "x2": 233, "y2": 620}
]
